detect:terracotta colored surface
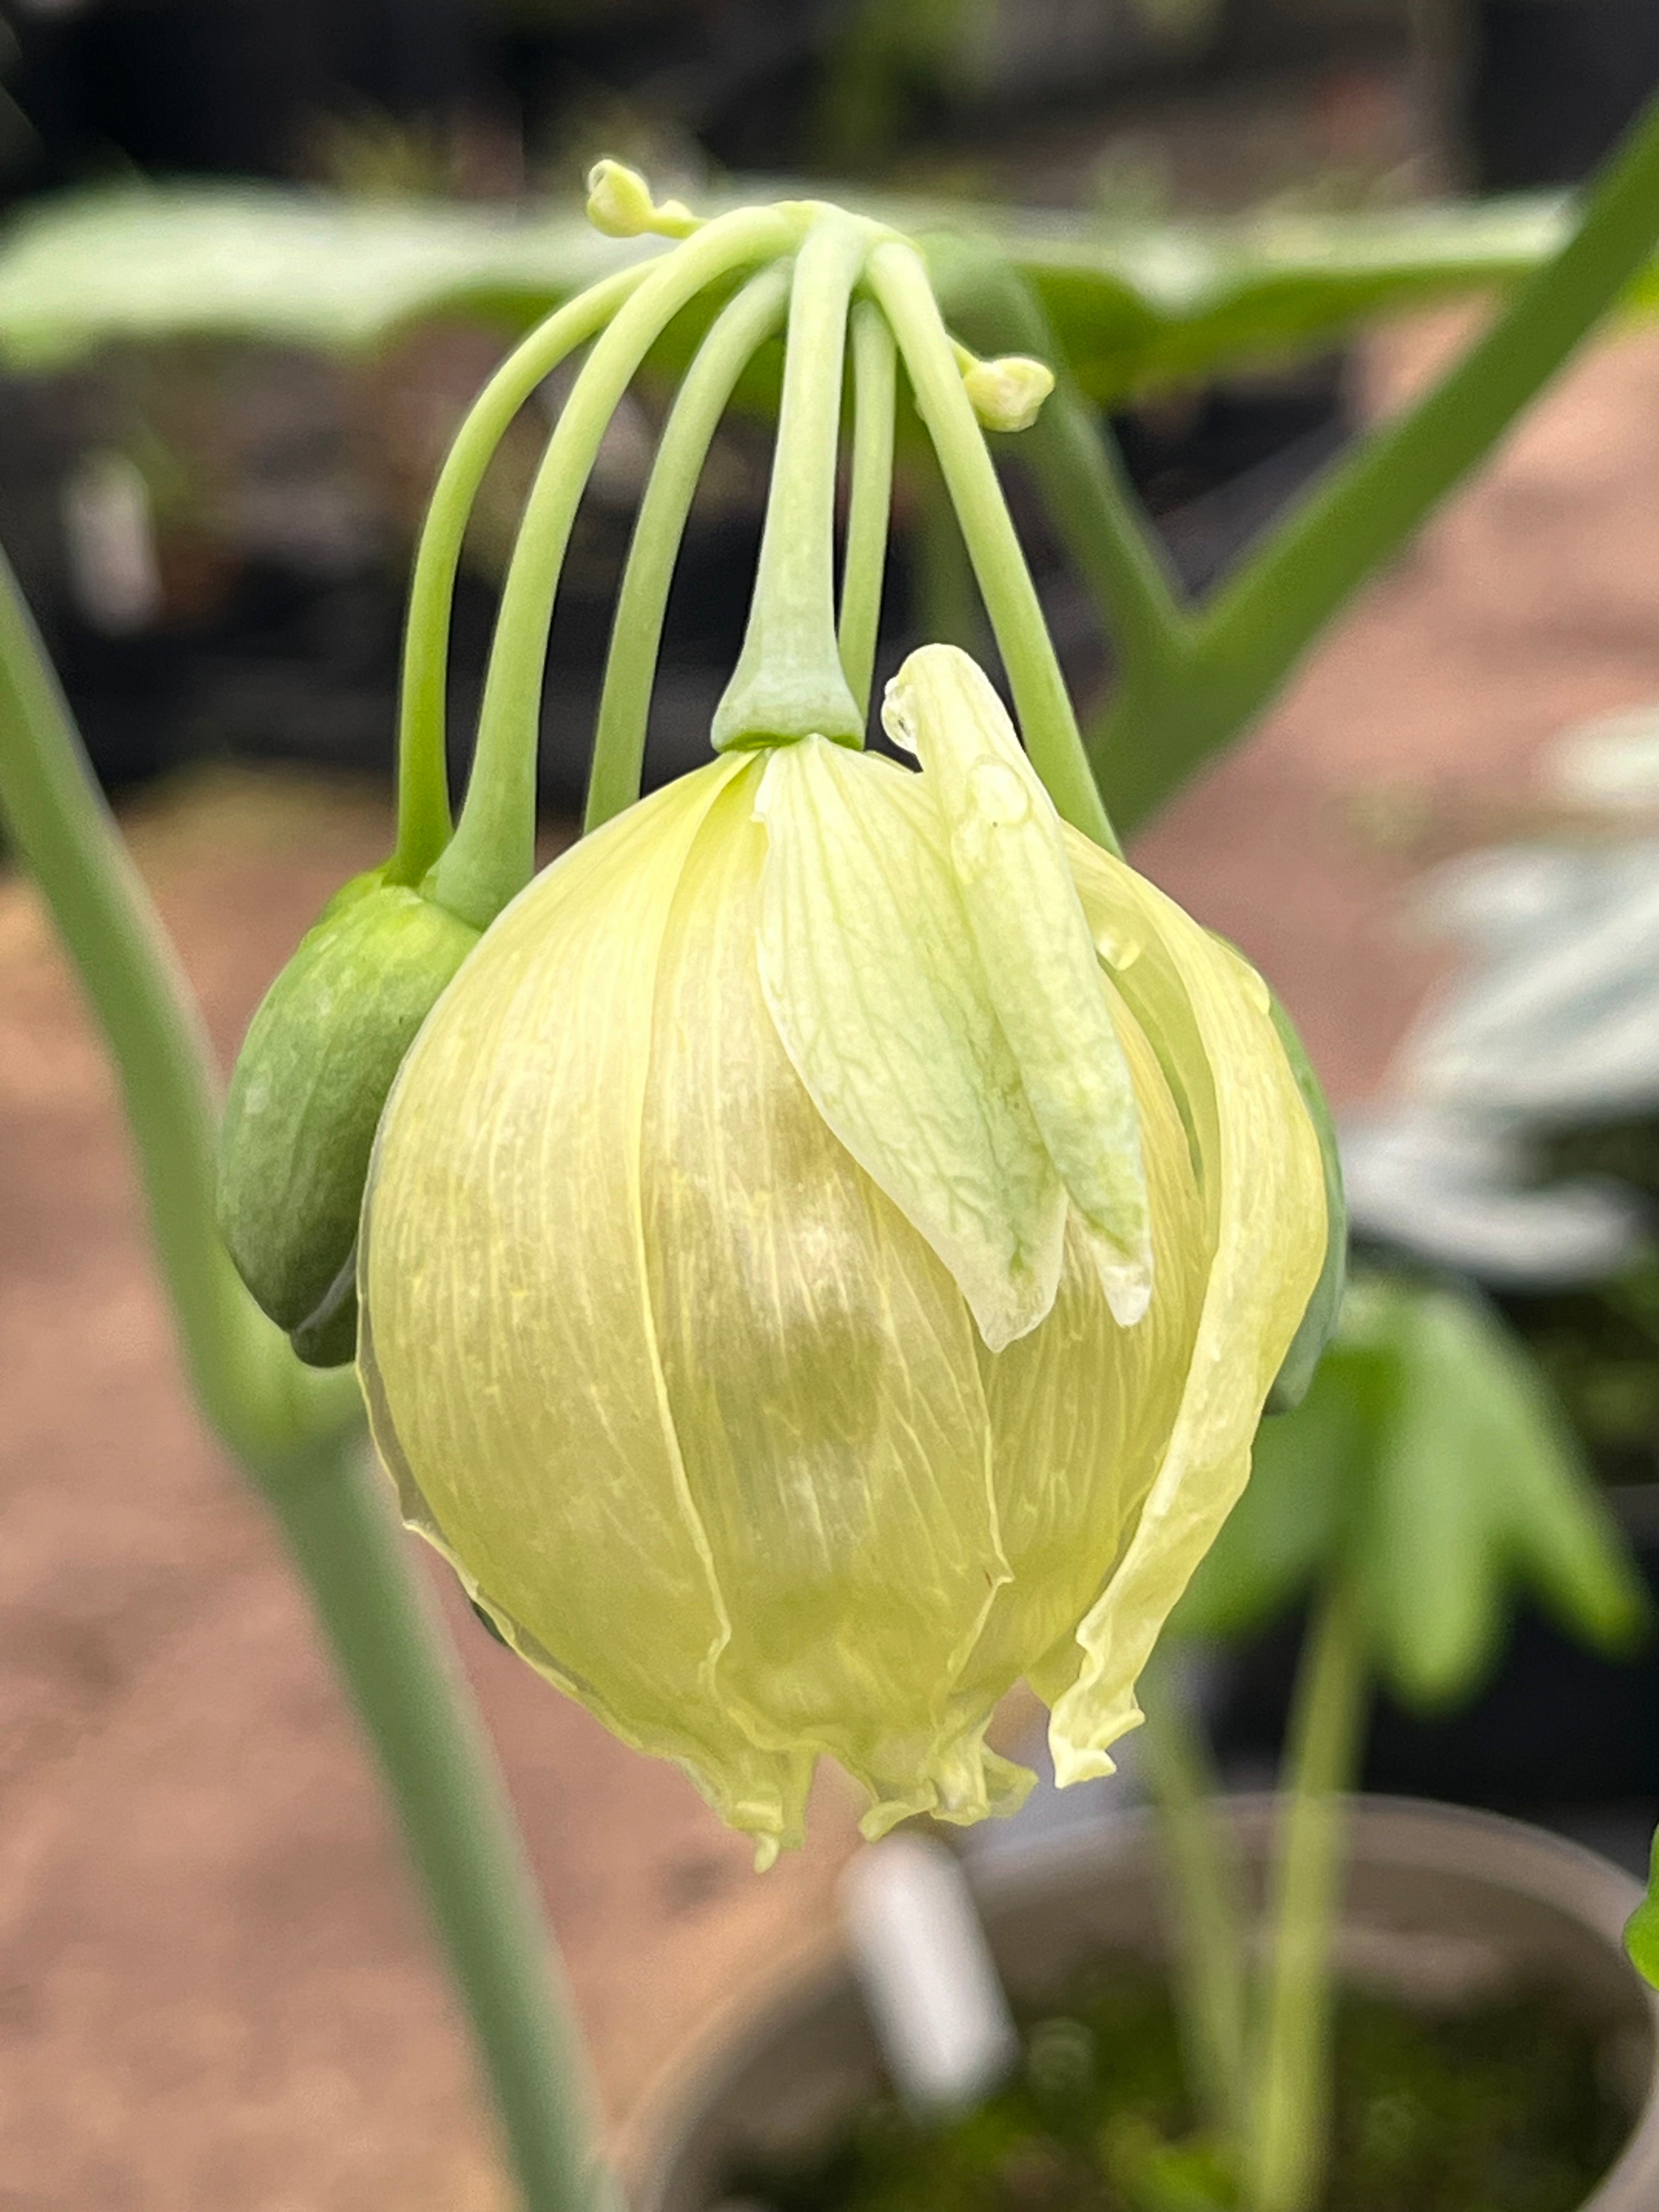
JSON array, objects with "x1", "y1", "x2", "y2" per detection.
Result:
[{"x1": 3, "y1": 311, "x2": 1659, "y2": 2207}]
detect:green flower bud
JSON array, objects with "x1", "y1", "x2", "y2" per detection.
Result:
[
  {"x1": 359, "y1": 646, "x2": 1328, "y2": 1864},
  {"x1": 218, "y1": 870, "x2": 479, "y2": 1366},
  {"x1": 1262, "y1": 992, "x2": 1346, "y2": 1413}
]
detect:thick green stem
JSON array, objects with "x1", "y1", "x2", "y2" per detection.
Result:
[
  {"x1": 866, "y1": 239, "x2": 1120, "y2": 856},
  {"x1": 712, "y1": 211, "x2": 871, "y2": 752},
  {"x1": 433, "y1": 203, "x2": 800, "y2": 928},
  {"x1": 0, "y1": 545, "x2": 357, "y2": 1471},
  {"x1": 924, "y1": 242, "x2": 1192, "y2": 701},
  {"x1": 1244, "y1": 1582, "x2": 1370, "y2": 2212},
  {"x1": 391, "y1": 262, "x2": 653, "y2": 885},
  {"x1": 1137, "y1": 1656, "x2": 1250, "y2": 2143},
  {"x1": 837, "y1": 300, "x2": 898, "y2": 720},
  {"x1": 1095, "y1": 83, "x2": 1659, "y2": 833},
  {"x1": 584, "y1": 259, "x2": 792, "y2": 832},
  {"x1": 270, "y1": 1438, "x2": 608, "y2": 2212},
  {"x1": 0, "y1": 539, "x2": 610, "y2": 2212}
]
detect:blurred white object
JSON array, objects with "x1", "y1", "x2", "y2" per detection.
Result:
[
  {"x1": 1402, "y1": 843, "x2": 1659, "y2": 1122},
  {"x1": 839, "y1": 1832, "x2": 1018, "y2": 2115},
  {"x1": 1550, "y1": 703, "x2": 1659, "y2": 811},
  {"x1": 61, "y1": 449, "x2": 162, "y2": 635},
  {"x1": 1340, "y1": 1104, "x2": 1645, "y2": 1285}
]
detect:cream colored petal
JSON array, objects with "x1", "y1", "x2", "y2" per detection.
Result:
[
  {"x1": 954, "y1": 1008, "x2": 1207, "y2": 1725},
  {"x1": 642, "y1": 765, "x2": 1018, "y2": 1830},
  {"x1": 754, "y1": 736, "x2": 1065, "y2": 1351},
  {"x1": 883, "y1": 646, "x2": 1152, "y2": 1324},
  {"x1": 360, "y1": 755, "x2": 811, "y2": 1858},
  {"x1": 1045, "y1": 833, "x2": 1328, "y2": 1781}
]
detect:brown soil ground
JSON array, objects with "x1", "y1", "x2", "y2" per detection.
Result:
[{"x1": 5, "y1": 308, "x2": 1659, "y2": 2210}]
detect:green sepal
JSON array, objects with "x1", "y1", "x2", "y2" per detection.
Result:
[
  {"x1": 218, "y1": 866, "x2": 479, "y2": 1364},
  {"x1": 1263, "y1": 992, "x2": 1347, "y2": 1414},
  {"x1": 1626, "y1": 1827, "x2": 1659, "y2": 1989}
]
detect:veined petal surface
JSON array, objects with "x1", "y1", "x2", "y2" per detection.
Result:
[
  {"x1": 646, "y1": 770, "x2": 1017, "y2": 1837},
  {"x1": 1046, "y1": 830, "x2": 1328, "y2": 1780},
  {"x1": 883, "y1": 646, "x2": 1153, "y2": 1324},
  {"x1": 754, "y1": 736, "x2": 1065, "y2": 1351},
  {"x1": 360, "y1": 755, "x2": 812, "y2": 1860}
]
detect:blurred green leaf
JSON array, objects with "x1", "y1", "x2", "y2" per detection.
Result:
[
  {"x1": 1175, "y1": 1271, "x2": 1648, "y2": 1713},
  {"x1": 1173, "y1": 1346, "x2": 1362, "y2": 1640},
  {"x1": 1626, "y1": 1826, "x2": 1659, "y2": 1989},
  {"x1": 0, "y1": 182, "x2": 1653, "y2": 402}
]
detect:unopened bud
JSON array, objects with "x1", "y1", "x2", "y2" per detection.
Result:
[{"x1": 218, "y1": 870, "x2": 479, "y2": 1367}]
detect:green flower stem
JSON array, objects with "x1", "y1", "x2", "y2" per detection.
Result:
[
  {"x1": 923, "y1": 241, "x2": 1191, "y2": 701},
  {"x1": 866, "y1": 239, "x2": 1121, "y2": 857},
  {"x1": 837, "y1": 299, "x2": 898, "y2": 720},
  {"x1": 1096, "y1": 82, "x2": 1659, "y2": 834},
  {"x1": 1136, "y1": 1656, "x2": 1249, "y2": 2143},
  {"x1": 391, "y1": 261, "x2": 653, "y2": 887},
  {"x1": 1244, "y1": 1581, "x2": 1370, "y2": 2212},
  {"x1": 584, "y1": 259, "x2": 792, "y2": 833},
  {"x1": 269, "y1": 1436, "x2": 608, "y2": 2212},
  {"x1": 0, "y1": 544, "x2": 356, "y2": 1472},
  {"x1": 433, "y1": 203, "x2": 801, "y2": 929},
  {"x1": 712, "y1": 210, "x2": 871, "y2": 752},
  {"x1": 0, "y1": 539, "x2": 610, "y2": 2212}
]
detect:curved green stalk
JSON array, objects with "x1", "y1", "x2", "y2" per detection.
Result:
[
  {"x1": 0, "y1": 546, "x2": 356, "y2": 1471},
  {"x1": 1244, "y1": 1582, "x2": 1369, "y2": 2212},
  {"x1": 837, "y1": 299, "x2": 897, "y2": 720},
  {"x1": 866, "y1": 239, "x2": 1120, "y2": 856},
  {"x1": 270, "y1": 1437, "x2": 607, "y2": 2212},
  {"x1": 924, "y1": 240, "x2": 1191, "y2": 703},
  {"x1": 1137, "y1": 1657, "x2": 1249, "y2": 2144},
  {"x1": 1096, "y1": 83, "x2": 1659, "y2": 833},
  {"x1": 584, "y1": 259, "x2": 792, "y2": 832},
  {"x1": 433, "y1": 202, "x2": 802, "y2": 929},
  {"x1": 0, "y1": 538, "x2": 611, "y2": 2212},
  {"x1": 712, "y1": 210, "x2": 871, "y2": 753},
  {"x1": 390, "y1": 261, "x2": 653, "y2": 886}
]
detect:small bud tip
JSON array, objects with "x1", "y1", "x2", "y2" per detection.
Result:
[
  {"x1": 585, "y1": 159, "x2": 699, "y2": 239},
  {"x1": 962, "y1": 354, "x2": 1055, "y2": 434}
]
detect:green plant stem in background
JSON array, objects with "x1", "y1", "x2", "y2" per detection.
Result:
[
  {"x1": 1245, "y1": 1582, "x2": 1370, "y2": 2212},
  {"x1": 837, "y1": 300, "x2": 898, "y2": 719},
  {"x1": 584, "y1": 259, "x2": 792, "y2": 832},
  {"x1": 867, "y1": 239, "x2": 1120, "y2": 856},
  {"x1": 712, "y1": 210, "x2": 870, "y2": 752},
  {"x1": 1097, "y1": 84, "x2": 1659, "y2": 833},
  {"x1": 270, "y1": 1435, "x2": 607, "y2": 2212},
  {"x1": 1136, "y1": 1655, "x2": 1249, "y2": 2143},
  {"x1": 390, "y1": 260, "x2": 652, "y2": 887},
  {"x1": 433, "y1": 202, "x2": 800, "y2": 928},
  {"x1": 0, "y1": 547, "x2": 356, "y2": 1470},
  {"x1": 0, "y1": 539, "x2": 609, "y2": 2212}
]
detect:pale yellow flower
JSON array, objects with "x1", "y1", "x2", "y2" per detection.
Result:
[{"x1": 359, "y1": 645, "x2": 1327, "y2": 1865}]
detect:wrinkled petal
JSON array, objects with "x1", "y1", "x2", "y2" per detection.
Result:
[
  {"x1": 1045, "y1": 831, "x2": 1328, "y2": 1781},
  {"x1": 645, "y1": 765, "x2": 1020, "y2": 1836},
  {"x1": 360, "y1": 755, "x2": 812, "y2": 1862},
  {"x1": 959, "y1": 1013, "x2": 1207, "y2": 1725},
  {"x1": 883, "y1": 645, "x2": 1152, "y2": 1324},
  {"x1": 754, "y1": 736, "x2": 1064, "y2": 1350}
]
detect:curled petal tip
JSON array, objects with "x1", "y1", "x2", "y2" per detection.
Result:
[
  {"x1": 585, "y1": 158, "x2": 700, "y2": 239},
  {"x1": 962, "y1": 354, "x2": 1056, "y2": 433}
]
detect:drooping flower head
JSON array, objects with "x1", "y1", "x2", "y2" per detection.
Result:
[
  {"x1": 360, "y1": 646, "x2": 1327, "y2": 1864},
  {"x1": 219, "y1": 167, "x2": 1336, "y2": 1863}
]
